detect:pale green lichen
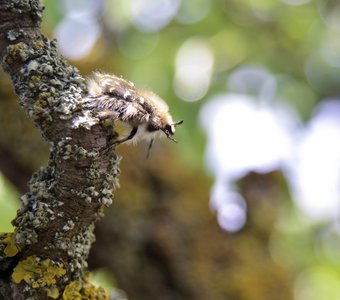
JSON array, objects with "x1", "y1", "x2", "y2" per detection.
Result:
[
  {"x1": 62, "y1": 220, "x2": 75, "y2": 232},
  {"x1": 3, "y1": 35, "x2": 86, "y2": 125},
  {"x1": 27, "y1": 60, "x2": 39, "y2": 72},
  {"x1": 73, "y1": 111, "x2": 99, "y2": 130},
  {"x1": 56, "y1": 145, "x2": 120, "y2": 206},
  {"x1": 12, "y1": 165, "x2": 59, "y2": 250},
  {"x1": 100, "y1": 188, "x2": 113, "y2": 207},
  {"x1": 7, "y1": 28, "x2": 26, "y2": 41},
  {"x1": 7, "y1": 0, "x2": 43, "y2": 20},
  {"x1": 15, "y1": 229, "x2": 38, "y2": 248},
  {"x1": 50, "y1": 224, "x2": 95, "y2": 275},
  {"x1": 70, "y1": 186, "x2": 101, "y2": 204},
  {"x1": 54, "y1": 140, "x2": 100, "y2": 161}
]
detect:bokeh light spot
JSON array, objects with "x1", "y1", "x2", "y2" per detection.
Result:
[
  {"x1": 55, "y1": 17, "x2": 101, "y2": 60},
  {"x1": 176, "y1": 0, "x2": 211, "y2": 24},
  {"x1": 217, "y1": 202, "x2": 247, "y2": 233},
  {"x1": 228, "y1": 66, "x2": 276, "y2": 100},
  {"x1": 200, "y1": 94, "x2": 297, "y2": 178},
  {"x1": 287, "y1": 99, "x2": 340, "y2": 220},
  {"x1": 62, "y1": 0, "x2": 102, "y2": 18},
  {"x1": 174, "y1": 38, "x2": 214, "y2": 102},
  {"x1": 318, "y1": 0, "x2": 340, "y2": 31},
  {"x1": 210, "y1": 181, "x2": 247, "y2": 233},
  {"x1": 130, "y1": 0, "x2": 181, "y2": 33}
]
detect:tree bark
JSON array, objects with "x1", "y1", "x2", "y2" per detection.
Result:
[{"x1": 0, "y1": 1, "x2": 121, "y2": 299}]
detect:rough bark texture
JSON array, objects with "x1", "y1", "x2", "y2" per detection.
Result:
[{"x1": 0, "y1": 1, "x2": 121, "y2": 299}]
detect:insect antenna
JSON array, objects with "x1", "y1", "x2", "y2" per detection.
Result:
[
  {"x1": 162, "y1": 128, "x2": 178, "y2": 143},
  {"x1": 146, "y1": 138, "x2": 154, "y2": 159},
  {"x1": 173, "y1": 120, "x2": 184, "y2": 126},
  {"x1": 167, "y1": 136, "x2": 177, "y2": 143}
]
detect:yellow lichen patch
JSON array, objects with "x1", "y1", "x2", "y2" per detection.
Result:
[
  {"x1": 34, "y1": 40, "x2": 46, "y2": 49},
  {"x1": 12, "y1": 255, "x2": 42, "y2": 284},
  {"x1": 12, "y1": 255, "x2": 66, "y2": 298},
  {"x1": 63, "y1": 280, "x2": 82, "y2": 300},
  {"x1": 0, "y1": 232, "x2": 20, "y2": 257},
  {"x1": 35, "y1": 99, "x2": 48, "y2": 108},
  {"x1": 41, "y1": 258, "x2": 67, "y2": 286},
  {"x1": 83, "y1": 282, "x2": 109, "y2": 300},
  {"x1": 46, "y1": 286, "x2": 60, "y2": 299},
  {"x1": 6, "y1": 42, "x2": 29, "y2": 63},
  {"x1": 63, "y1": 276, "x2": 110, "y2": 300}
]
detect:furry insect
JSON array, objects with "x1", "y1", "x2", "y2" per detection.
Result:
[{"x1": 87, "y1": 73, "x2": 183, "y2": 157}]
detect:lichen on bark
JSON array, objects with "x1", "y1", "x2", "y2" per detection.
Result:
[{"x1": 0, "y1": 0, "x2": 122, "y2": 299}]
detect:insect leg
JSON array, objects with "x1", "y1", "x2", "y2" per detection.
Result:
[{"x1": 113, "y1": 126, "x2": 138, "y2": 144}]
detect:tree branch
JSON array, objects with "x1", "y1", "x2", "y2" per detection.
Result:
[{"x1": 0, "y1": 1, "x2": 120, "y2": 298}]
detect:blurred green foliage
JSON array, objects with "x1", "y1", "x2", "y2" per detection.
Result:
[{"x1": 0, "y1": 174, "x2": 19, "y2": 232}]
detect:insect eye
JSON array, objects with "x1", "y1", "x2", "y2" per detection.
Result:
[{"x1": 164, "y1": 124, "x2": 174, "y2": 135}]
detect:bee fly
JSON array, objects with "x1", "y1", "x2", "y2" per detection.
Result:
[{"x1": 87, "y1": 73, "x2": 183, "y2": 157}]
